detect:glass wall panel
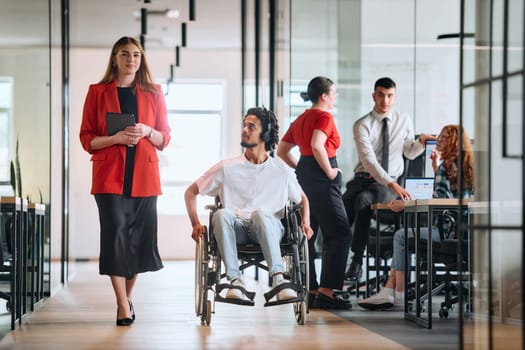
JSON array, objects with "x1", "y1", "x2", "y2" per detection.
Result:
[
  {"x1": 462, "y1": 0, "x2": 478, "y2": 85},
  {"x1": 504, "y1": 75, "x2": 523, "y2": 158},
  {"x1": 491, "y1": 0, "x2": 504, "y2": 78},
  {"x1": 414, "y1": 0, "x2": 461, "y2": 135},
  {"x1": 462, "y1": 0, "x2": 524, "y2": 348},
  {"x1": 0, "y1": 0, "x2": 54, "y2": 292},
  {"x1": 274, "y1": 0, "x2": 291, "y2": 127},
  {"x1": 508, "y1": 0, "x2": 524, "y2": 73},
  {"x1": 243, "y1": 0, "x2": 257, "y2": 111}
]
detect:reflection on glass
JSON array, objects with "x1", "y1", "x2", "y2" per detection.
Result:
[
  {"x1": 491, "y1": 0, "x2": 504, "y2": 77},
  {"x1": 0, "y1": 111, "x2": 9, "y2": 183},
  {"x1": 0, "y1": 79, "x2": 12, "y2": 185},
  {"x1": 508, "y1": 0, "x2": 524, "y2": 72},
  {"x1": 505, "y1": 75, "x2": 523, "y2": 157}
]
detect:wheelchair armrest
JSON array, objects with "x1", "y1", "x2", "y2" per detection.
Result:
[
  {"x1": 290, "y1": 203, "x2": 302, "y2": 211},
  {"x1": 205, "y1": 204, "x2": 218, "y2": 211}
]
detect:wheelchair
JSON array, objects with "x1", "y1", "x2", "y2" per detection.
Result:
[{"x1": 194, "y1": 199, "x2": 309, "y2": 326}]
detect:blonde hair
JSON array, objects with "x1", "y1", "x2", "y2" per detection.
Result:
[{"x1": 99, "y1": 36, "x2": 158, "y2": 94}]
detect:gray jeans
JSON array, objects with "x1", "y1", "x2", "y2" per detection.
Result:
[{"x1": 391, "y1": 226, "x2": 441, "y2": 272}]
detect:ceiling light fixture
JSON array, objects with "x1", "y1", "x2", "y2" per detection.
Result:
[
  {"x1": 133, "y1": 9, "x2": 179, "y2": 19},
  {"x1": 189, "y1": 0, "x2": 195, "y2": 21}
]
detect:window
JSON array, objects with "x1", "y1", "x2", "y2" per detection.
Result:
[
  {"x1": 157, "y1": 81, "x2": 225, "y2": 215},
  {"x1": 0, "y1": 78, "x2": 13, "y2": 185}
]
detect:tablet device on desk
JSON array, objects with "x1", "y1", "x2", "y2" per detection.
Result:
[
  {"x1": 106, "y1": 112, "x2": 135, "y2": 136},
  {"x1": 404, "y1": 177, "x2": 434, "y2": 200}
]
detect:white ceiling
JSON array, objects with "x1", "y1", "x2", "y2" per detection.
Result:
[{"x1": 0, "y1": 0, "x2": 241, "y2": 50}]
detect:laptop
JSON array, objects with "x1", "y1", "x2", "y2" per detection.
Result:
[{"x1": 404, "y1": 177, "x2": 435, "y2": 200}]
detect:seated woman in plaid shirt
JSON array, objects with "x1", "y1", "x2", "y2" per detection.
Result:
[{"x1": 358, "y1": 124, "x2": 474, "y2": 310}]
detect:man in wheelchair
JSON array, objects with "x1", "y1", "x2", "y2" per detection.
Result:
[{"x1": 185, "y1": 107, "x2": 313, "y2": 304}]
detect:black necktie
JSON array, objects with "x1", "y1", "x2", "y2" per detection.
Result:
[{"x1": 381, "y1": 118, "x2": 389, "y2": 172}]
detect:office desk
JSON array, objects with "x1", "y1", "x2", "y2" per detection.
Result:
[{"x1": 403, "y1": 198, "x2": 470, "y2": 329}]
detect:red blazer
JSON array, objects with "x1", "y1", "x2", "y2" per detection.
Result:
[{"x1": 79, "y1": 80, "x2": 171, "y2": 197}]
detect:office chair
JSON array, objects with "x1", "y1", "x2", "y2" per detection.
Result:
[
  {"x1": 350, "y1": 150, "x2": 427, "y2": 297},
  {"x1": 408, "y1": 209, "x2": 471, "y2": 319},
  {"x1": 0, "y1": 214, "x2": 14, "y2": 311}
]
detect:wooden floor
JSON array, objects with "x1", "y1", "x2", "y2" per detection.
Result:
[{"x1": 0, "y1": 261, "x2": 474, "y2": 349}]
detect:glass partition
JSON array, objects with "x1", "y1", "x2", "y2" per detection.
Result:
[
  {"x1": 0, "y1": 0, "x2": 55, "y2": 294},
  {"x1": 462, "y1": 0, "x2": 524, "y2": 348},
  {"x1": 288, "y1": 0, "x2": 462, "y2": 174}
]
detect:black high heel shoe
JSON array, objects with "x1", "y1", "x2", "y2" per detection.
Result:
[
  {"x1": 129, "y1": 300, "x2": 135, "y2": 321},
  {"x1": 116, "y1": 307, "x2": 134, "y2": 326}
]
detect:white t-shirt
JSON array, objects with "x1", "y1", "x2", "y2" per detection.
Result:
[{"x1": 196, "y1": 154, "x2": 302, "y2": 219}]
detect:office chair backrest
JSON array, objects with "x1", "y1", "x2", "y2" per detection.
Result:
[{"x1": 0, "y1": 215, "x2": 13, "y2": 264}]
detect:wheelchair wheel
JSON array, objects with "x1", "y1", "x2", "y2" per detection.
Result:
[
  {"x1": 298, "y1": 235, "x2": 309, "y2": 314},
  {"x1": 294, "y1": 300, "x2": 307, "y2": 325},
  {"x1": 202, "y1": 300, "x2": 212, "y2": 326},
  {"x1": 195, "y1": 228, "x2": 209, "y2": 318}
]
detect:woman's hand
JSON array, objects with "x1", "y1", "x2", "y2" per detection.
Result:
[
  {"x1": 430, "y1": 149, "x2": 441, "y2": 172},
  {"x1": 120, "y1": 123, "x2": 153, "y2": 147},
  {"x1": 327, "y1": 167, "x2": 341, "y2": 180},
  {"x1": 115, "y1": 129, "x2": 139, "y2": 147},
  {"x1": 126, "y1": 123, "x2": 151, "y2": 138}
]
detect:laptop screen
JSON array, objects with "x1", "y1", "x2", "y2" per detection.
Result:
[{"x1": 404, "y1": 177, "x2": 435, "y2": 200}]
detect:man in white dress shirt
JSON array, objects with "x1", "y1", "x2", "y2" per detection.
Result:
[{"x1": 342, "y1": 77, "x2": 435, "y2": 281}]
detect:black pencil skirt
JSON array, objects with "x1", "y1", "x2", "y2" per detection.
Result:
[{"x1": 94, "y1": 194, "x2": 163, "y2": 279}]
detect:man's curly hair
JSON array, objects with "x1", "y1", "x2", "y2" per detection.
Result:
[{"x1": 244, "y1": 107, "x2": 279, "y2": 153}]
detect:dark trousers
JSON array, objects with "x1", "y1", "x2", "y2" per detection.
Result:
[
  {"x1": 342, "y1": 174, "x2": 396, "y2": 263},
  {"x1": 296, "y1": 156, "x2": 352, "y2": 291}
]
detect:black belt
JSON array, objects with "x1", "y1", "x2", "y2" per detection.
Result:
[
  {"x1": 354, "y1": 172, "x2": 397, "y2": 180},
  {"x1": 354, "y1": 172, "x2": 372, "y2": 179}
]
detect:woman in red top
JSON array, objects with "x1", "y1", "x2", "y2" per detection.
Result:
[
  {"x1": 79, "y1": 36, "x2": 171, "y2": 326},
  {"x1": 277, "y1": 76, "x2": 352, "y2": 309}
]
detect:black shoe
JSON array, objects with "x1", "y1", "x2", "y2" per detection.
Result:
[
  {"x1": 116, "y1": 308, "x2": 134, "y2": 326},
  {"x1": 308, "y1": 293, "x2": 317, "y2": 309},
  {"x1": 313, "y1": 292, "x2": 352, "y2": 310},
  {"x1": 345, "y1": 261, "x2": 362, "y2": 280},
  {"x1": 129, "y1": 300, "x2": 135, "y2": 321}
]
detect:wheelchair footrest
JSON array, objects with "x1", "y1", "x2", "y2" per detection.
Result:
[
  {"x1": 215, "y1": 282, "x2": 256, "y2": 306},
  {"x1": 264, "y1": 296, "x2": 304, "y2": 307},
  {"x1": 215, "y1": 295, "x2": 255, "y2": 306},
  {"x1": 263, "y1": 282, "x2": 303, "y2": 304}
]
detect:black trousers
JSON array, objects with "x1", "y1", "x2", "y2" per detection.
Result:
[
  {"x1": 342, "y1": 174, "x2": 396, "y2": 263},
  {"x1": 296, "y1": 156, "x2": 351, "y2": 291}
]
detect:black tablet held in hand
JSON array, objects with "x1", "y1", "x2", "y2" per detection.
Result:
[{"x1": 106, "y1": 112, "x2": 136, "y2": 136}]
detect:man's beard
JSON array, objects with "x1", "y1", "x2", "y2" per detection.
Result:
[{"x1": 241, "y1": 141, "x2": 257, "y2": 148}]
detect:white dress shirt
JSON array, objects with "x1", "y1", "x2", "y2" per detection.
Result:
[{"x1": 353, "y1": 109, "x2": 424, "y2": 186}]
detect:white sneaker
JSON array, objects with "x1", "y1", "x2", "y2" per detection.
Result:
[
  {"x1": 394, "y1": 291, "x2": 405, "y2": 308},
  {"x1": 225, "y1": 277, "x2": 249, "y2": 300},
  {"x1": 274, "y1": 279, "x2": 297, "y2": 301},
  {"x1": 358, "y1": 287, "x2": 394, "y2": 310}
]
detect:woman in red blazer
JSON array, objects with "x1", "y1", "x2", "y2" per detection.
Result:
[{"x1": 79, "y1": 36, "x2": 171, "y2": 326}]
